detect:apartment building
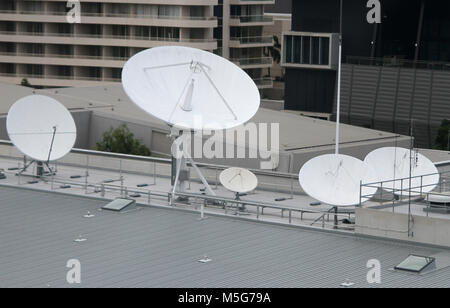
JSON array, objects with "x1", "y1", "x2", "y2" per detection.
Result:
[
  {"x1": 0, "y1": 0, "x2": 275, "y2": 89},
  {"x1": 217, "y1": 0, "x2": 275, "y2": 89}
]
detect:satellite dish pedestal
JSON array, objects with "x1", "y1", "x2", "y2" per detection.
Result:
[
  {"x1": 171, "y1": 134, "x2": 216, "y2": 200},
  {"x1": 18, "y1": 159, "x2": 55, "y2": 178}
]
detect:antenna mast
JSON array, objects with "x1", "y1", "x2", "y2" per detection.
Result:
[{"x1": 335, "y1": 0, "x2": 344, "y2": 155}]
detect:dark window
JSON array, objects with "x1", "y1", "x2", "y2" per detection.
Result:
[{"x1": 285, "y1": 35, "x2": 331, "y2": 66}]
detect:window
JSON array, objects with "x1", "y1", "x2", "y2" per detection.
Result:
[
  {"x1": 136, "y1": 5, "x2": 157, "y2": 17},
  {"x1": 283, "y1": 33, "x2": 336, "y2": 68},
  {"x1": 158, "y1": 5, "x2": 180, "y2": 18},
  {"x1": 395, "y1": 255, "x2": 435, "y2": 273}
]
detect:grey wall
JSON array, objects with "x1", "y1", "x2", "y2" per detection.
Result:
[
  {"x1": 338, "y1": 64, "x2": 450, "y2": 148},
  {"x1": 0, "y1": 110, "x2": 91, "y2": 149}
]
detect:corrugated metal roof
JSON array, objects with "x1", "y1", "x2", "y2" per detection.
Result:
[{"x1": 0, "y1": 186, "x2": 449, "y2": 288}]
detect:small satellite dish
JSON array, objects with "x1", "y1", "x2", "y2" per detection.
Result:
[
  {"x1": 364, "y1": 147, "x2": 439, "y2": 196},
  {"x1": 122, "y1": 46, "x2": 260, "y2": 131},
  {"x1": 299, "y1": 154, "x2": 378, "y2": 207},
  {"x1": 7, "y1": 95, "x2": 76, "y2": 162},
  {"x1": 220, "y1": 167, "x2": 258, "y2": 194},
  {"x1": 7, "y1": 95, "x2": 76, "y2": 174}
]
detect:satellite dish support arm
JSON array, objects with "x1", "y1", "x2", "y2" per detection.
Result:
[{"x1": 171, "y1": 150, "x2": 216, "y2": 198}]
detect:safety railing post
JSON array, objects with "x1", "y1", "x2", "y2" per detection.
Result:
[
  {"x1": 290, "y1": 174, "x2": 294, "y2": 199},
  {"x1": 420, "y1": 175, "x2": 423, "y2": 196},
  {"x1": 215, "y1": 167, "x2": 218, "y2": 190}
]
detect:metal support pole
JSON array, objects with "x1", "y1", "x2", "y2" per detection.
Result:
[
  {"x1": 290, "y1": 175, "x2": 294, "y2": 199},
  {"x1": 215, "y1": 167, "x2": 218, "y2": 190},
  {"x1": 120, "y1": 159, "x2": 123, "y2": 195},
  {"x1": 334, "y1": 206, "x2": 338, "y2": 229},
  {"x1": 51, "y1": 170, "x2": 54, "y2": 190},
  {"x1": 17, "y1": 162, "x2": 21, "y2": 185},
  {"x1": 335, "y1": 0, "x2": 344, "y2": 155}
]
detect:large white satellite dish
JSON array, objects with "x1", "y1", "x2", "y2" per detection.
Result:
[
  {"x1": 122, "y1": 46, "x2": 260, "y2": 197},
  {"x1": 299, "y1": 154, "x2": 378, "y2": 207},
  {"x1": 122, "y1": 46, "x2": 260, "y2": 131},
  {"x1": 7, "y1": 95, "x2": 76, "y2": 163},
  {"x1": 364, "y1": 147, "x2": 439, "y2": 196},
  {"x1": 220, "y1": 167, "x2": 258, "y2": 195}
]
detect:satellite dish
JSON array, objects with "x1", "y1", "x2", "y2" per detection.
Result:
[
  {"x1": 7, "y1": 95, "x2": 77, "y2": 164},
  {"x1": 122, "y1": 46, "x2": 261, "y2": 198},
  {"x1": 364, "y1": 147, "x2": 439, "y2": 196},
  {"x1": 220, "y1": 167, "x2": 258, "y2": 194},
  {"x1": 122, "y1": 46, "x2": 260, "y2": 131},
  {"x1": 299, "y1": 154, "x2": 378, "y2": 207}
]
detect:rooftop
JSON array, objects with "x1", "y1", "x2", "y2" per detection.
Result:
[
  {"x1": 0, "y1": 82, "x2": 410, "y2": 166},
  {"x1": 1, "y1": 185, "x2": 449, "y2": 288}
]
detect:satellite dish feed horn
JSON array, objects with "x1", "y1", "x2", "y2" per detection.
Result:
[{"x1": 181, "y1": 79, "x2": 195, "y2": 112}]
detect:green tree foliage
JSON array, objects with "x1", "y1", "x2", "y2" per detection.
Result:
[
  {"x1": 264, "y1": 35, "x2": 282, "y2": 77},
  {"x1": 434, "y1": 119, "x2": 450, "y2": 150},
  {"x1": 95, "y1": 124, "x2": 151, "y2": 156},
  {"x1": 21, "y1": 78, "x2": 32, "y2": 88}
]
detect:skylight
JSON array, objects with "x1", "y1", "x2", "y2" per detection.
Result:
[{"x1": 395, "y1": 255, "x2": 436, "y2": 273}]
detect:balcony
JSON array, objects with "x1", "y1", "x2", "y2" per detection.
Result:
[
  {"x1": 230, "y1": 36, "x2": 273, "y2": 48},
  {"x1": 231, "y1": 0, "x2": 275, "y2": 3},
  {"x1": 230, "y1": 15, "x2": 274, "y2": 26},
  {"x1": 253, "y1": 77, "x2": 273, "y2": 89},
  {"x1": 0, "y1": 31, "x2": 217, "y2": 50},
  {"x1": 0, "y1": 10, "x2": 218, "y2": 28},
  {"x1": 232, "y1": 57, "x2": 273, "y2": 69},
  {"x1": 0, "y1": 72, "x2": 121, "y2": 87},
  {"x1": 0, "y1": 51, "x2": 127, "y2": 68}
]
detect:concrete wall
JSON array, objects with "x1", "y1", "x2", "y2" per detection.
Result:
[
  {"x1": 289, "y1": 137, "x2": 411, "y2": 174},
  {"x1": 356, "y1": 208, "x2": 450, "y2": 248},
  {"x1": 0, "y1": 110, "x2": 91, "y2": 149}
]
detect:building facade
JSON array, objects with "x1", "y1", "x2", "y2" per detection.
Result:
[
  {"x1": 281, "y1": 0, "x2": 450, "y2": 147},
  {"x1": 0, "y1": 0, "x2": 275, "y2": 89},
  {"x1": 216, "y1": 0, "x2": 275, "y2": 89}
]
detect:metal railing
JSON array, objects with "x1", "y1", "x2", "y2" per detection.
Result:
[
  {"x1": 232, "y1": 57, "x2": 273, "y2": 66},
  {"x1": 0, "y1": 10, "x2": 217, "y2": 21},
  {"x1": 253, "y1": 77, "x2": 274, "y2": 87},
  {"x1": 230, "y1": 36, "x2": 273, "y2": 45},
  {"x1": 0, "y1": 31, "x2": 217, "y2": 44},
  {"x1": 359, "y1": 170, "x2": 450, "y2": 211},
  {"x1": 230, "y1": 15, "x2": 273, "y2": 23},
  {"x1": 0, "y1": 51, "x2": 128, "y2": 62},
  {"x1": 346, "y1": 56, "x2": 450, "y2": 71},
  {"x1": 0, "y1": 141, "x2": 352, "y2": 231},
  {"x1": 0, "y1": 72, "x2": 121, "y2": 82}
]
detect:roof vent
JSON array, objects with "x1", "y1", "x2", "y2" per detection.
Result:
[{"x1": 102, "y1": 198, "x2": 136, "y2": 213}]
